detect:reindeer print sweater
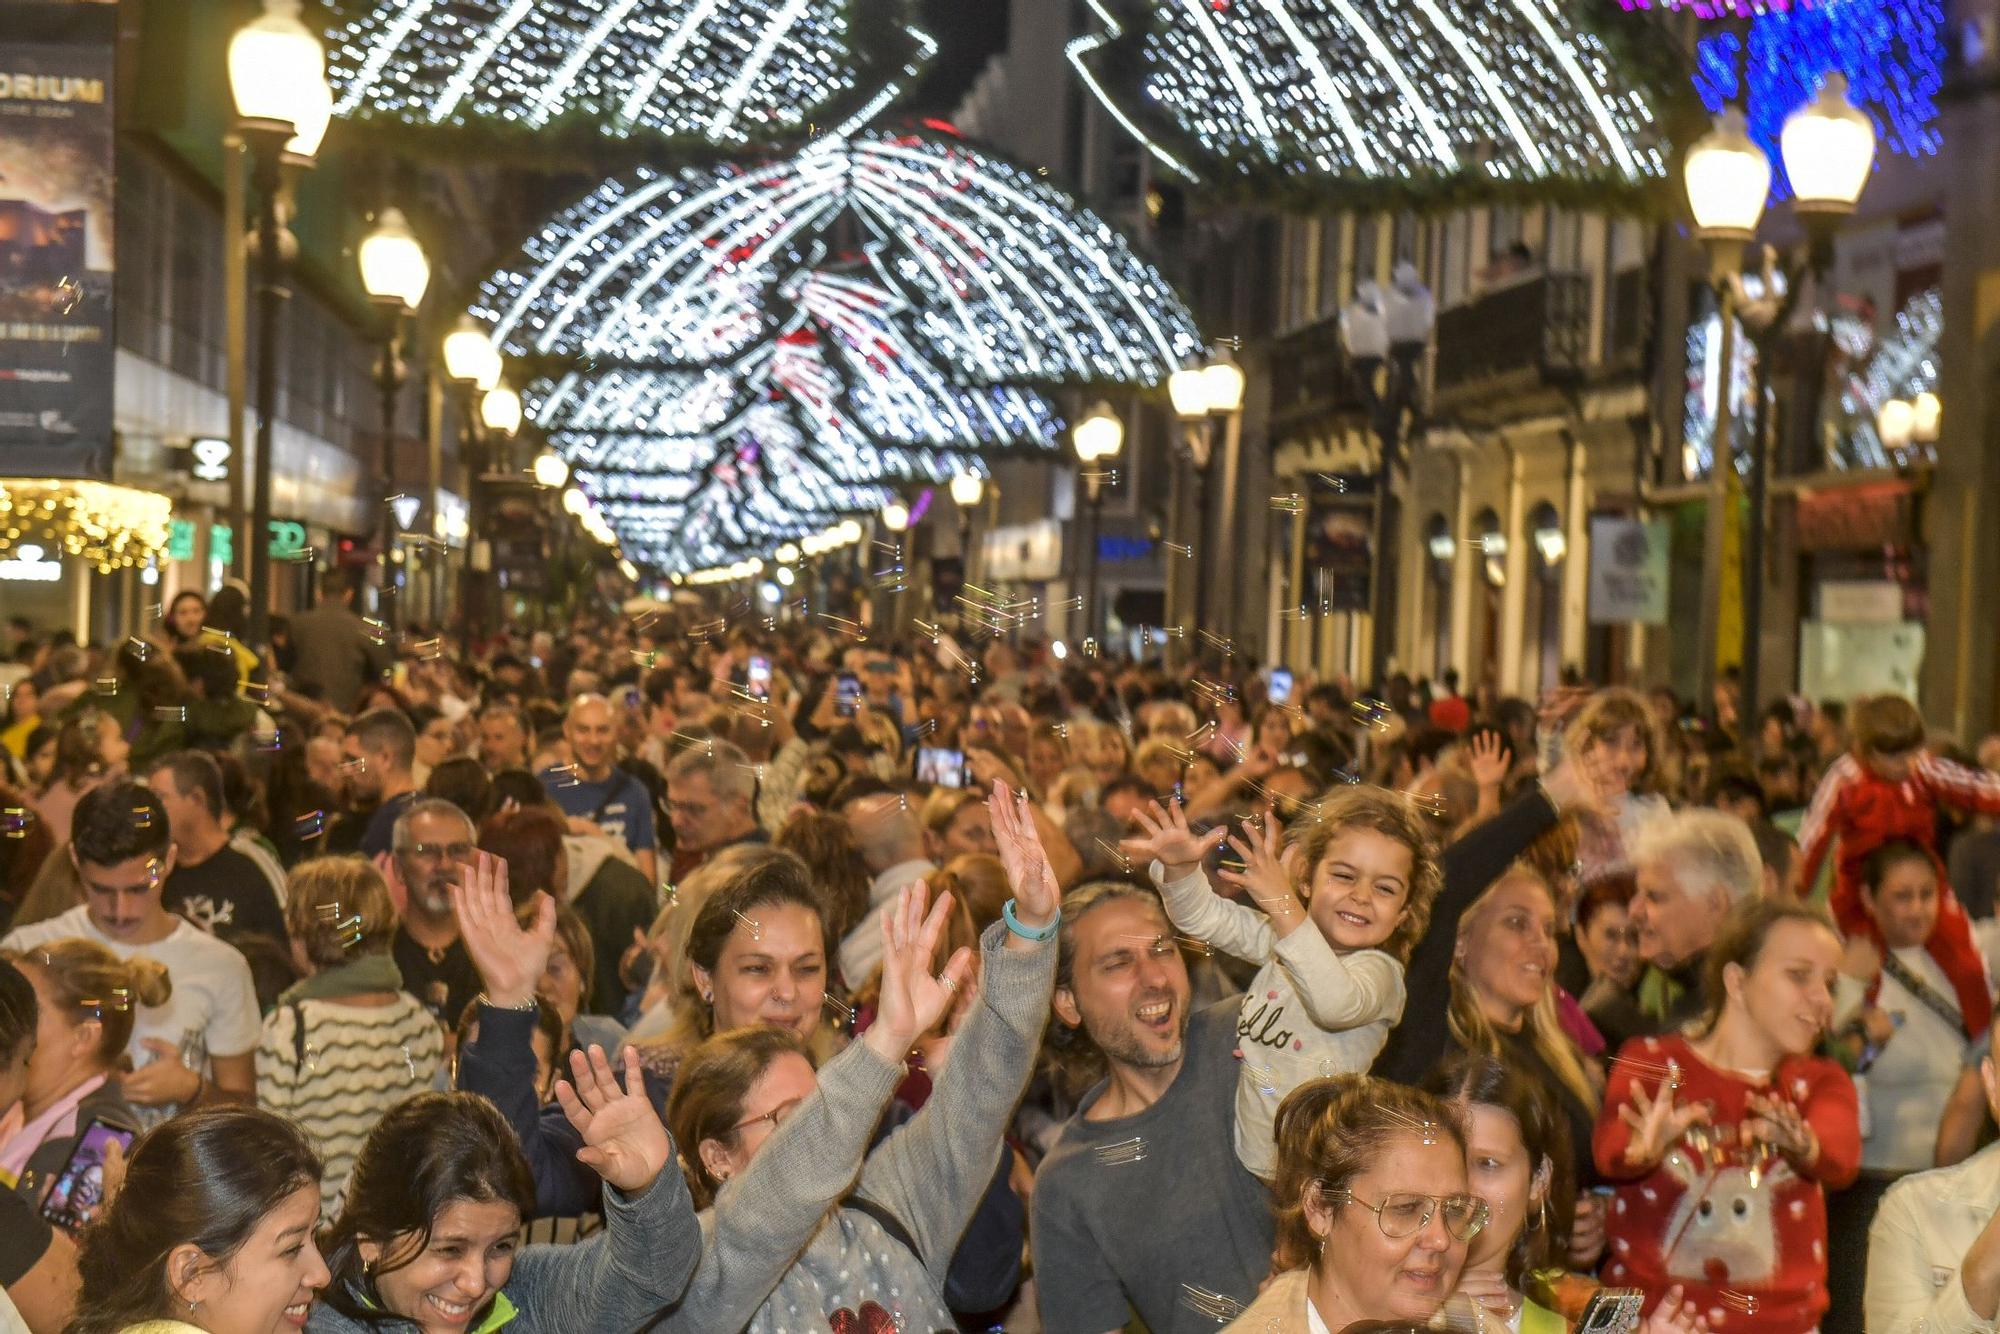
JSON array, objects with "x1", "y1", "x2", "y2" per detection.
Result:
[{"x1": 1594, "y1": 1035, "x2": 1861, "y2": 1334}]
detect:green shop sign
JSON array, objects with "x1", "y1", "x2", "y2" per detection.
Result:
[{"x1": 167, "y1": 520, "x2": 309, "y2": 564}]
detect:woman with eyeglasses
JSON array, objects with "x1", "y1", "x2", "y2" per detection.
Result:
[
  {"x1": 1596, "y1": 897, "x2": 1860, "y2": 1333},
  {"x1": 1223, "y1": 1074, "x2": 1488, "y2": 1330}
]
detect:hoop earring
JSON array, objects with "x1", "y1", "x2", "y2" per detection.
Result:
[{"x1": 1527, "y1": 1198, "x2": 1548, "y2": 1232}]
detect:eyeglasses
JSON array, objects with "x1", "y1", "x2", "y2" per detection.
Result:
[
  {"x1": 730, "y1": 1096, "x2": 804, "y2": 1136},
  {"x1": 401, "y1": 841, "x2": 474, "y2": 863},
  {"x1": 1325, "y1": 1188, "x2": 1490, "y2": 1241}
]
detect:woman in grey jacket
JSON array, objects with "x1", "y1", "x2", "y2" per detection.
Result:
[
  {"x1": 660, "y1": 781, "x2": 1059, "y2": 1333},
  {"x1": 306, "y1": 1044, "x2": 698, "y2": 1334}
]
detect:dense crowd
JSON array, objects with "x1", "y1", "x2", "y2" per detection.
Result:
[{"x1": 4, "y1": 571, "x2": 2000, "y2": 1334}]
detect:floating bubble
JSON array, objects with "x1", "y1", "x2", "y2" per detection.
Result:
[
  {"x1": 1092, "y1": 1135, "x2": 1148, "y2": 1166},
  {"x1": 1179, "y1": 1285, "x2": 1245, "y2": 1323},
  {"x1": 1, "y1": 807, "x2": 33, "y2": 839},
  {"x1": 92, "y1": 677, "x2": 119, "y2": 696},
  {"x1": 731, "y1": 909, "x2": 763, "y2": 942},
  {"x1": 1268, "y1": 493, "x2": 1304, "y2": 514}
]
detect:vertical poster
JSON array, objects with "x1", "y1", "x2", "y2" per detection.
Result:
[
  {"x1": 0, "y1": 0, "x2": 117, "y2": 478},
  {"x1": 1302, "y1": 472, "x2": 1375, "y2": 612}
]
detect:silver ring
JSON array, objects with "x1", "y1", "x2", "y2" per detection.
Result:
[{"x1": 938, "y1": 975, "x2": 958, "y2": 993}]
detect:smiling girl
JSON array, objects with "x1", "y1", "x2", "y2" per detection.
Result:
[
  {"x1": 1596, "y1": 898, "x2": 1860, "y2": 1332},
  {"x1": 68, "y1": 1106, "x2": 328, "y2": 1334},
  {"x1": 1122, "y1": 788, "x2": 1440, "y2": 1181}
]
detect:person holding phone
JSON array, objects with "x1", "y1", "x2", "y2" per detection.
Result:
[
  {"x1": 0, "y1": 956, "x2": 81, "y2": 1334},
  {"x1": 1, "y1": 782, "x2": 260, "y2": 1120},
  {"x1": 2, "y1": 940, "x2": 151, "y2": 1207}
]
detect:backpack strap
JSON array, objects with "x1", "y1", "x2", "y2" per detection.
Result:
[{"x1": 844, "y1": 1193, "x2": 922, "y2": 1267}]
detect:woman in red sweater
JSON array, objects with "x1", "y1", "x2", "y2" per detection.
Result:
[{"x1": 1595, "y1": 898, "x2": 1861, "y2": 1334}]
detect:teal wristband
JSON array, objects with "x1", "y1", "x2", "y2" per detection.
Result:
[{"x1": 1002, "y1": 898, "x2": 1060, "y2": 941}]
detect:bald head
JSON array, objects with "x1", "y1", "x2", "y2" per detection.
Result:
[
  {"x1": 564, "y1": 692, "x2": 620, "y2": 779},
  {"x1": 845, "y1": 792, "x2": 927, "y2": 873}
]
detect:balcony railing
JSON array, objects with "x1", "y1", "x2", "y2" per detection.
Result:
[
  {"x1": 1433, "y1": 271, "x2": 1591, "y2": 403},
  {"x1": 1267, "y1": 312, "x2": 1370, "y2": 434}
]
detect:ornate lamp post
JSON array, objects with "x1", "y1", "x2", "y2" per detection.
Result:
[
  {"x1": 228, "y1": 0, "x2": 330, "y2": 649},
  {"x1": 1072, "y1": 401, "x2": 1125, "y2": 643},
  {"x1": 441, "y1": 317, "x2": 502, "y2": 641},
  {"x1": 357, "y1": 207, "x2": 430, "y2": 635}
]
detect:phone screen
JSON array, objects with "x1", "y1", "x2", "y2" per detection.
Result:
[
  {"x1": 747, "y1": 655, "x2": 772, "y2": 701},
  {"x1": 40, "y1": 1118, "x2": 135, "y2": 1233},
  {"x1": 916, "y1": 747, "x2": 967, "y2": 788},
  {"x1": 1269, "y1": 668, "x2": 1294, "y2": 705},
  {"x1": 835, "y1": 672, "x2": 862, "y2": 717},
  {"x1": 1576, "y1": 1289, "x2": 1646, "y2": 1334}
]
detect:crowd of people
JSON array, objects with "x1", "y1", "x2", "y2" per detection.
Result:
[{"x1": 4, "y1": 573, "x2": 2000, "y2": 1333}]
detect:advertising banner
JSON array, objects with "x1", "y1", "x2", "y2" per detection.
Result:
[
  {"x1": 1587, "y1": 514, "x2": 1670, "y2": 624},
  {"x1": 0, "y1": 1, "x2": 117, "y2": 478},
  {"x1": 1302, "y1": 472, "x2": 1375, "y2": 613}
]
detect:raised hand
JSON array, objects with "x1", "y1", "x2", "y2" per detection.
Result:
[
  {"x1": 863, "y1": 882, "x2": 977, "y2": 1062},
  {"x1": 1540, "y1": 747, "x2": 1612, "y2": 819},
  {"x1": 451, "y1": 852, "x2": 550, "y2": 1009},
  {"x1": 1618, "y1": 1076, "x2": 1709, "y2": 1171},
  {"x1": 1217, "y1": 814, "x2": 1304, "y2": 931},
  {"x1": 1838, "y1": 932, "x2": 1883, "y2": 982},
  {"x1": 1744, "y1": 1091, "x2": 1820, "y2": 1169},
  {"x1": 555, "y1": 1044, "x2": 672, "y2": 1195},
  {"x1": 1642, "y1": 1286, "x2": 1712, "y2": 1334},
  {"x1": 1119, "y1": 797, "x2": 1227, "y2": 881},
  {"x1": 1467, "y1": 730, "x2": 1511, "y2": 791},
  {"x1": 989, "y1": 779, "x2": 1060, "y2": 928}
]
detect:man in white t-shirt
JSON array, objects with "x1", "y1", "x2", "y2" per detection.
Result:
[{"x1": 1, "y1": 779, "x2": 259, "y2": 1122}]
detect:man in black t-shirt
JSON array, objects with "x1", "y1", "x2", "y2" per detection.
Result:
[
  {"x1": 342, "y1": 708, "x2": 421, "y2": 859},
  {"x1": 386, "y1": 797, "x2": 484, "y2": 1027},
  {"x1": 146, "y1": 752, "x2": 287, "y2": 944}
]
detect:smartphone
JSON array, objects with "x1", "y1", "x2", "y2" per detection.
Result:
[
  {"x1": 746, "y1": 654, "x2": 772, "y2": 701},
  {"x1": 39, "y1": 1117, "x2": 135, "y2": 1233},
  {"x1": 1575, "y1": 1288, "x2": 1646, "y2": 1334},
  {"x1": 916, "y1": 746, "x2": 968, "y2": 788},
  {"x1": 1269, "y1": 667, "x2": 1294, "y2": 706},
  {"x1": 835, "y1": 672, "x2": 862, "y2": 718}
]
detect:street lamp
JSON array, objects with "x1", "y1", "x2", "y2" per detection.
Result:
[
  {"x1": 358, "y1": 207, "x2": 430, "y2": 636},
  {"x1": 229, "y1": 0, "x2": 328, "y2": 652},
  {"x1": 1073, "y1": 400, "x2": 1125, "y2": 641},
  {"x1": 1683, "y1": 86, "x2": 1873, "y2": 726},
  {"x1": 532, "y1": 449, "x2": 569, "y2": 489},
  {"x1": 1169, "y1": 351, "x2": 1244, "y2": 648},
  {"x1": 950, "y1": 470, "x2": 984, "y2": 586},
  {"x1": 443, "y1": 317, "x2": 502, "y2": 641},
  {"x1": 480, "y1": 381, "x2": 523, "y2": 437},
  {"x1": 1343, "y1": 266, "x2": 1436, "y2": 687},
  {"x1": 881, "y1": 500, "x2": 911, "y2": 533}
]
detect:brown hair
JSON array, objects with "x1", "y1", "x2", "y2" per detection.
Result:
[
  {"x1": 1424, "y1": 1053, "x2": 1574, "y2": 1292},
  {"x1": 1447, "y1": 868, "x2": 1598, "y2": 1111},
  {"x1": 666, "y1": 1025, "x2": 811, "y2": 1209},
  {"x1": 1567, "y1": 687, "x2": 1662, "y2": 794},
  {"x1": 1046, "y1": 880, "x2": 1173, "y2": 1098},
  {"x1": 9, "y1": 939, "x2": 171, "y2": 1067},
  {"x1": 936, "y1": 853, "x2": 1011, "y2": 935},
  {"x1": 284, "y1": 857, "x2": 397, "y2": 969},
  {"x1": 1289, "y1": 786, "x2": 1442, "y2": 965},
  {"x1": 774, "y1": 809, "x2": 872, "y2": 943},
  {"x1": 1852, "y1": 693, "x2": 1926, "y2": 757},
  {"x1": 531, "y1": 900, "x2": 596, "y2": 1007},
  {"x1": 478, "y1": 805, "x2": 567, "y2": 903},
  {"x1": 1698, "y1": 896, "x2": 1840, "y2": 1035},
  {"x1": 1270, "y1": 1075, "x2": 1466, "y2": 1271}
]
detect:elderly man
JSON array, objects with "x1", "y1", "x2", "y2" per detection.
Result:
[
  {"x1": 1626, "y1": 807, "x2": 1764, "y2": 1033},
  {"x1": 540, "y1": 693, "x2": 658, "y2": 886},
  {"x1": 1868, "y1": 1016, "x2": 2000, "y2": 1333},
  {"x1": 663, "y1": 739, "x2": 765, "y2": 880},
  {"x1": 385, "y1": 797, "x2": 485, "y2": 1026}
]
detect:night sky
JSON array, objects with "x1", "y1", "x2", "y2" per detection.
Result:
[{"x1": 903, "y1": 0, "x2": 1013, "y2": 115}]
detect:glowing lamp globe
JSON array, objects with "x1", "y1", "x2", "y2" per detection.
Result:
[
  {"x1": 281, "y1": 71, "x2": 334, "y2": 165},
  {"x1": 1912, "y1": 391, "x2": 1941, "y2": 443},
  {"x1": 950, "y1": 472, "x2": 985, "y2": 507},
  {"x1": 881, "y1": 502, "x2": 911, "y2": 533},
  {"x1": 359, "y1": 208, "x2": 431, "y2": 312},
  {"x1": 1683, "y1": 109, "x2": 1771, "y2": 243},
  {"x1": 442, "y1": 317, "x2": 501, "y2": 389},
  {"x1": 1781, "y1": 75, "x2": 1875, "y2": 217},
  {"x1": 532, "y1": 450, "x2": 569, "y2": 489},
  {"x1": 1072, "y1": 401, "x2": 1125, "y2": 462},
  {"x1": 228, "y1": 0, "x2": 325, "y2": 136},
  {"x1": 1877, "y1": 398, "x2": 1915, "y2": 450},
  {"x1": 1201, "y1": 355, "x2": 1246, "y2": 414},
  {"x1": 1167, "y1": 366, "x2": 1210, "y2": 418},
  {"x1": 480, "y1": 383, "x2": 522, "y2": 436}
]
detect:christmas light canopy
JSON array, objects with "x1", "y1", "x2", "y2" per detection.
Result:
[
  {"x1": 326, "y1": 0, "x2": 936, "y2": 153},
  {"x1": 1067, "y1": 0, "x2": 1661, "y2": 195}
]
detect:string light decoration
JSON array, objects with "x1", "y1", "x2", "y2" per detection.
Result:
[
  {"x1": 1065, "y1": 0, "x2": 1662, "y2": 196},
  {"x1": 0, "y1": 480, "x2": 173, "y2": 573},
  {"x1": 1693, "y1": 0, "x2": 1943, "y2": 194},
  {"x1": 325, "y1": 0, "x2": 935, "y2": 153},
  {"x1": 475, "y1": 128, "x2": 1202, "y2": 385},
  {"x1": 1835, "y1": 285, "x2": 1941, "y2": 468},
  {"x1": 477, "y1": 125, "x2": 1191, "y2": 572}
]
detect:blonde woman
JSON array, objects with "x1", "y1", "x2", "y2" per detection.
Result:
[{"x1": 256, "y1": 858, "x2": 443, "y2": 1215}]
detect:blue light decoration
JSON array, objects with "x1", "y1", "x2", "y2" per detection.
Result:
[
  {"x1": 325, "y1": 0, "x2": 934, "y2": 150},
  {"x1": 1065, "y1": 0, "x2": 1661, "y2": 193},
  {"x1": 1692, "y1": 0, "x2": 1945, "y2": 193},
  {"x1": 478, "y1": 126, "x2": 1200, "y2": 574}
]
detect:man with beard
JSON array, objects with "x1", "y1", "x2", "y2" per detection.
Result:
[
  {"x1": 385, "y1": 798, "x2": 485, "y2": 1027},
  {"x1": 1029, "y1": 882, "x2": 1273, "y2": 1334}
]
